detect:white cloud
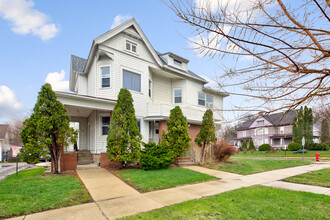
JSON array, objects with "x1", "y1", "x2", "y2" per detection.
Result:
[
  {"x1": 0, "y1": 0, "x2": 59, "y2": 40},
  {"x1": 0, "y1": 86, "x2": 24, "y2": 118},
  {"x1": 111, "y1": 14, "x2": 132, "y2": 29},
  {"x1": 45, "y1": 70, "x2": 69, "y2": 91}
]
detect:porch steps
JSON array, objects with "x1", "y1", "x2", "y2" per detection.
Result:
[
  {"x1": 178, "y1": 157, "x2": 196, "y2": 167},
  {"x1": 77, "y1": 150, "x2": 94, "y2": 165}
]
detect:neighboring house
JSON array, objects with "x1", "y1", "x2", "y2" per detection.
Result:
[
  {"x1": 235, "y1": 111, "x2": 320, "y2": 149},
  {"x1": 55, "y1": 18, "x2": 228, "y2": 163},
  {"x1": 0, "y1": 124, "x2": 17, "y2": 161}
]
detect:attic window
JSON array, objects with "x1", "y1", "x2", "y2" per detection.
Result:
[
  {"x1": 126, "y1": 41, "x2": 137, "y2": 53},
  {"x1": 173, "y1": 59, "x2": 182, "y2": 66},
  {"x1": 257, "y1": 120, "x2": 264, "y2": 125}
]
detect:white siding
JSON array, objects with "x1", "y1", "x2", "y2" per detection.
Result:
[{"x1": 153, "y1": 74, "x2": 172, "y2": 104}]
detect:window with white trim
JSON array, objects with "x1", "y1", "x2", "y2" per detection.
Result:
[
  {"x1": 149, "y1": 80, "x2": 152, "y2": 98},
  {"x1": 264, "y1": 128, "x2": 268, "y2": 135},
  {"x1": 280, "y1": 127, "x2": 284, "y2": 134},
  {"x1": 198, "y1": 92, "x2": 205, "y2": 106},
  {"x1": 126, "y1": 41, "x2": 137, "y2": 53},
  {"x1": 101, "y1": 116, "x2": 110, "y2": 135},
  {"x1": 101, "y1": 67, "x2": 110, "y2": 88},
  {"x1": 257, "y1": 120, "x2": 264, "y2": 125},
  {"x1": 257, "y1": 128, "x2": 263, "y2": 135},
  {"x1": 264, "y1": 138, "x2": 269, "y2": 144},
  {"x1": 206, "y1": 94, "x2": 213, "y2": 108},
  {"x1": 258, "y1": 139, "x2": 263, "y2": 145},
  {"x1": 137, "y1": 118, "x2": 141, "y2": 132},
  {"x1": 123, "y1": 69, "x2": 141, "y2": 92},
  {"x1": 173, "y1": 59, "x2": 182, "y2": 66},
  {"x1": 243, "y1": 131, "x2": 246, "y2": 137},
  {"x1": 174, "y1": 89, "x2": 182, "y2": 104}
]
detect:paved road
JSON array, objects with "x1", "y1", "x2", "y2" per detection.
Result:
[{"x1": 0, "y1": 162, "x2": 34, "y2": 181}]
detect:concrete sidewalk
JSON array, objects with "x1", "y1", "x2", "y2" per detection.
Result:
[{"x1": 9, "y1": 162, "x2": 330, "y2": 220}]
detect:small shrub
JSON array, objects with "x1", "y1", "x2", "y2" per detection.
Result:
[
  {"x1": 288, "y1": 142, "x2": 302, "y2": 151},
  {"x1": 213, "y1": 140, "x2": 237, "y2": 161},
  {"x1": 248, "y1": 140, "x2": 256, "y2": 151},
  {"x1": 259, "y1": 144, "x2": 271, "y2": 151},
  {"x1": 140, "y1": 142, "x2": 173, "y2": 170},
  {"x1": 310, "y1": 143, "x2": 330, "y2": 151}
]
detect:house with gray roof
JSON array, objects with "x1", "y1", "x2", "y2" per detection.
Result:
[
  {"x1": 235, "y1": 111, "x2": 320, "y2": 149},
  {"x1": 55, "y1": 18, "x2": 228, "y2": 165}
]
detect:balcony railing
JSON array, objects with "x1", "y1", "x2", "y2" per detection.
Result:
[{"x1": 147, "y1": 103, "x2": 223, "y2": 122}]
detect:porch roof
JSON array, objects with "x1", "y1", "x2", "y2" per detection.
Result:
[{"x1": 55, "y1": 92, "x2": 116, "y2": 115}]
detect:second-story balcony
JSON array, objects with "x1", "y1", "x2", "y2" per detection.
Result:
[{"x1": 146, "y1": 103, "x2": 223, "y2": 124}]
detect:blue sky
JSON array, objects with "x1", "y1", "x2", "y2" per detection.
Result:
[{"x1": 0, "y1": 0, "x2": 251, "y2": 123}]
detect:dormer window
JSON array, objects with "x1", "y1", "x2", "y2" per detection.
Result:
[
  {"x1": 173, "y1": 59, "x2": 182, "y2": 66},
  {"x1": 126, "y1": 41, "x2": 137, "y2": 53},
  {"x1": 257, "y1": 120, "x2": 264, "y2": 125}
]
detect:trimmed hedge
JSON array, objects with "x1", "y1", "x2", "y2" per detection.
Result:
[
  {"x1": 288, "y1": 142, "x2": 302, "y2": 151},
  {"x1": 259, "y1": 144, "x2": 272, "y2": 151},
  {"x1": 309, "y1": 143, "x2": 329, "y2": 151},
  {"x1": 140, "y1": 142, "x2": 173, "y2": 170}
]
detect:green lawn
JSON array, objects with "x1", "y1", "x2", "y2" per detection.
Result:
[
  {"x1": 122, "y1": 186, "x2": 330, "y2": 220},
  {"x1": 116, "y1": 168, "x2": 217, "y2": 192},
  {"x1": 235, "y1": 150, "x2": 330, "y2": 158},
  {"x1": 284, "y1": 168, "x2": 330, "y2": 187},
  {"x1": 0, "y1": 168, "x2": 90, "y2": 218},
  {"x1": 205, "y1": 158, "x2": 312, "y2": 175}
]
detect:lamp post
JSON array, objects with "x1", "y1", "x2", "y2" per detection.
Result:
[{"x1": 302, "y1": 136, "x2": 305, "y2": 160}]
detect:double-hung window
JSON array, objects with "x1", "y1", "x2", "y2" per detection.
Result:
[
  {"x1": 101, "y1": 116, "x2": 110, "y2": 135},
  {"x1": 206, "y1": 94, "x2": 213, "y2": 108},
  {"x1": 280, "y1": 127, "x2": 284, "y2": 134},
  {"x1": 101, "y1": 67, "x2": 110, "y2": 88},
  {"x1": 126, "y1": 41, "x2": 137, "y2": 53},
  {"x1": 123, "y1": 69, "x2": 141, "y2": 92},
  {"x1": 198, "y1": 92, "x2": 205, "y2": 106},
  {"x1": 174, "y1": 89, "x2": 182, "y2": 104}
]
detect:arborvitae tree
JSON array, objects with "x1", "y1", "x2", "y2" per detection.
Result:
[
  {"x1": 242, "y1": 141, "x2": 247, "y2": 150},
  {"x1": 293, "y1": 106, "x2": 313, "y2": 146},
  {"x1": 305, "y1": 107, "x2": 314, "y2": 147},
  {"x1": 107, "y1": 88, "x2": 141, "y2": 166},
  {"x1": 248, "y1": 139, "x2": 256, "y2": 151},
  {"x1": 162, "y1": 106, "x2": 191, "y2": 164},
  {"x1": 20, "y1": 83, "x2": 76, "y2": 174},
  {"x1": 195, "y1": 109, "x2": 217, "y2": 162},
  {"x1": 292, "y1": 117, "x2": 300, "y2": 143},
  {"x1": 321, "y1": 119, "x2": 329, "y2": 143}
]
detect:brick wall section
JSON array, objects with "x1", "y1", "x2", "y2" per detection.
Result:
[
  {"x1": 158, "y1": 121, "x2": 201, "y2": 146},
  {"x1": 100, "y1": 153, "x2": 121, "y2": 168},
  {"x1": 93, "y1": 154, "x2": 100, "y2": 165},
  {"x1": 158, "y1": 120, "x2": 167, "y2": 141},
  {"x1": 60, "y1": 152, "x2": 77, "y2": 171},
  {"x1": 188, "y1": 124, "x2": 201, "y2": 145}
]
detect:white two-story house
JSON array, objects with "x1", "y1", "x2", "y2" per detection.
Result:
[{"x1": 55, "y1": 18, "x2": 228, "y2": 164}]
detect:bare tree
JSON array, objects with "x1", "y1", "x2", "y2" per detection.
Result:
[
  {"x1": 166, "y1": 0, "x2": 330, "y2": 112},
  {"x1": 7, "y1": 115, "x2": 27, "y2": 146}
]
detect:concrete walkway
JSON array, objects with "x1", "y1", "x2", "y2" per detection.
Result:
[{"x1": 9, "y1": 162, "x2": 330, "y2": 220}]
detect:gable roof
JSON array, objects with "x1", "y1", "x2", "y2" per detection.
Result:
[
  {"x1": 236, "y1": 110, "x2": 298, "y2": 131},
  {"x1": 71, "y1": 55, "x2": 87, "y2": 73},
  {"x1": 0, "y1": 124, "x2": 9, "y2": 139},
  {"x1": 72, "y1": 18, "x2": 209, "y2": 87}
]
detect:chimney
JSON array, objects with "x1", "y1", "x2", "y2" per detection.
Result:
[{"x1": 258, "y1": 111, "x2": 264, "y2": 116}]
